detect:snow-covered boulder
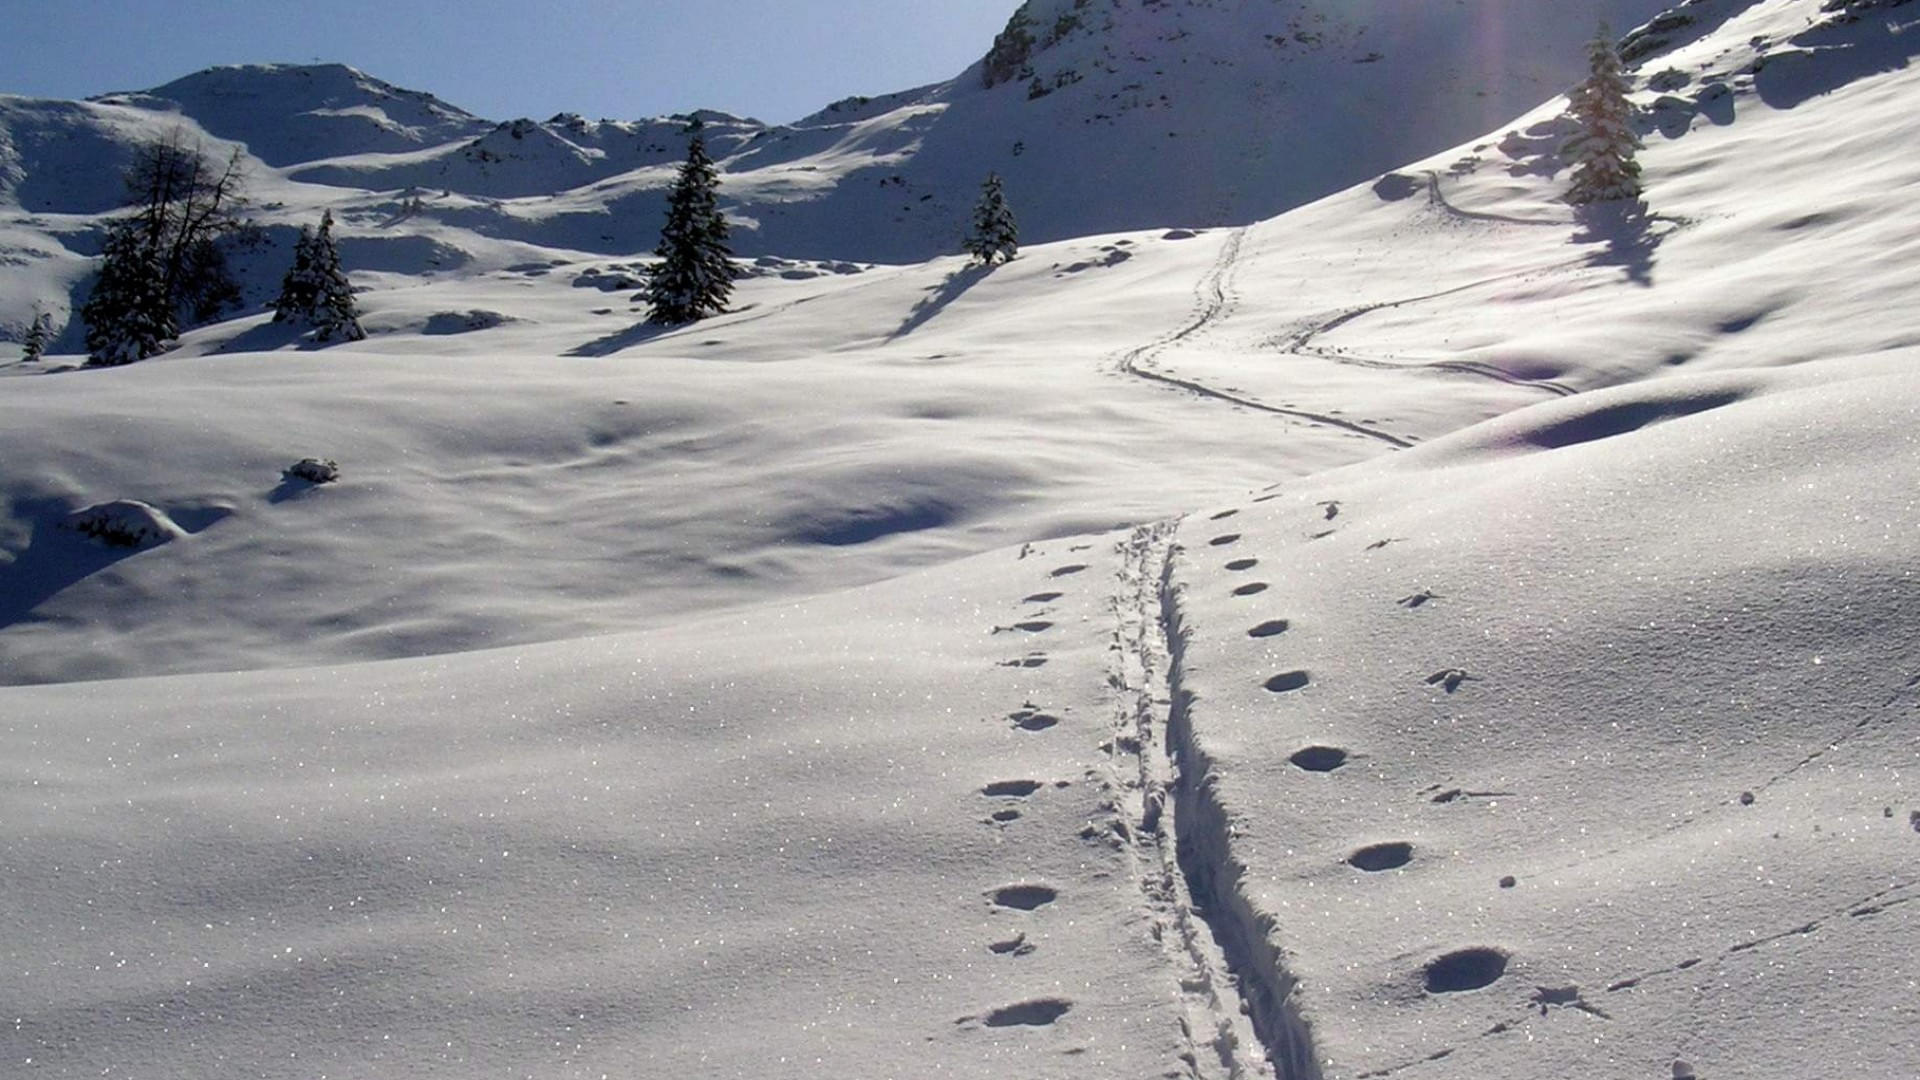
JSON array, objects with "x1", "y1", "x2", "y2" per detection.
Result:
[{"x1": 61, "y1": 499, "x2": 187, "y2": 549}]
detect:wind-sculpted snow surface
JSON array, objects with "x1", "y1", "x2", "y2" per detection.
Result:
[{"x1": 3, "y1": 2, "x2": 1920, "y2": 1076}]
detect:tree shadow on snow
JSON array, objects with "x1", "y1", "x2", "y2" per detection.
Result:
[
  {"x1": 216, "y1": 320, "x2": 328, "y2": 354},
  {"x1": 1571, "y1": 201, "x2": 1668, "y2": 288},
  {"x1": 566, "y1": 319, "x2": 678, "y2": 357},
  {"x1": 889, "y1": 264, "x2": 992, "y2": 341}
]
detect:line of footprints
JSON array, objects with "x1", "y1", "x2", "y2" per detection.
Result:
[
  {"x1": 1211, "y1": 508, "x2": 1513, "y2": 1001},
  {"x1": 957, "y1": 555, "x2": 1091, "y2": 1033}
]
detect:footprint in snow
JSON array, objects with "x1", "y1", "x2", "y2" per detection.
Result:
[
  {"x1": 1226, "y1": 558, "x2": 1259, "y2": 571},
  {"x1": 1264, "y1": 670, "x2": 1311, "y2": 693},
  {"x1": 1318, "y1": 500, "x2": 1342, "y2": 521},
  {"x1": 989, "y1": 883, "x2": 1059, "y2": 910},
  {"x1": 1348, "y1": 841, "x2": 1414, "y2": 871},
  {"x1": 1210, "y1": 509, "x2": 1240, "y2": 521},
  {"x1": 1008, "y1": 706, "x2": 1061, "y2": 732},
  {"x1": 1050, "y1": 564, "x2": 1088, "y2": 578},
  {"x1": 1022, "y1": 591, "x2": 1064, "y2": 603},
  {"x1": 983, "y1": 998, "x2": 1072, "y2": 1026},
  {"x1": 1209, "y1": 533, "x2": 1242, "y2": 547},
  {"x1": 1248, "y1": 619, "x2": 1291, "y2": 638},
  {"x1": 1425, "y1": 668, "x2": 1476, "y2": 693},
  {"x1": 1424, "y1": 947, "x2": 1509, "y2": 993},
  {"x1": 1399, "y1": 589, "x2": 1441, "y2": 609},
  {"x1": 987, "y1": 933, "x2": 1036, "y2": 957},
  {"x1": 1234, "y1": 582, "x2": 1270, "y2": 597},
  {"x1": 981, "y1": 780, "x2": 1044, "y2": 798},
  {"x1": 1289, "y1": 745, "x2": 1349, "y2": 772}
]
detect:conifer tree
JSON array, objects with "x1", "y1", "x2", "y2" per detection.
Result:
[
  {"x1": 646, "y1": 124, "x2": 734, "y2": 325},
  {"x1": 272, "y1": 212, "x2": 364, "y2": 342},
  {"x1": 311, "y1": 211, "x2": 364, "y2": 342},
  {"x1": 82, "y1": 220, "x2": 176, "y2": 366},
  {"x1": 1562, "y1": 23, "x2": 1644, "y2": 205},
  {"x1": 965, "y1": 173, "x2": 1019, "y2": 266},
  {"x1": 21, "y1": 308, "x2": 52, "y2": 363},
  {"x1": 272, "y1": 224, "x2": 320, "y2": 323}
]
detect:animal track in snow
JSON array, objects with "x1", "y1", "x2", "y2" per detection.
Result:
[
  {"x1": 1210, "y1": 509, "x2": 1240, "y2": 520},
  {"x1": 1022, "y1": 591, "x2": 1064, "y2": 603},
  {"x1": 989, "y1": 883, "x2": 1059, "y2": 911},
  {"x1": 1225, "y1": 558, "x2": 1259, "y2": 571},
  {"x1": 1011, "y1": 621, "x2": 1053, "y2": 633},
  {"x1": 989, "y1": 808, "x2": 1022, "y2": 823},
  {"x1": 997, "y1": 653, "x2": 1049, "y2": 668},
  {"x1": 982, "y1": 998, "x2": 1072, "y2": 1027},
  {"x1": 1248, "y1": 619, "x2": 1291, "y2": 638},
  {"x1": 1209, "y1": 533, "x2": 1242, "y2": 547},
  {"x1": 1050, "y1": 564, "x2": 1088, "y2": 578},
  {"x1": 1289, "y1": 745, "x2": 1349, "y2": 772},
  {"x1": 1234, "y1": 582, "x2": 1270, "y2": 597},
  {"x1": 1348, "y1": 841, "x2": 1414, "y2": 871},
  {"x1": 1264, "y1": 670, "x2": 1312, "y2": 693},
  {"x1": 987, "y1": 933, "x2": 1035, "y2": 956},
  {"x1": 1008, "y1": 706, "x2": 1061, "y2": 732},
  {"x1": 982, "y1": 780, "x2": 1044, "y2": 798},
  {"x1": 1425, "y1": 947, "x2": 1509, "y2": 993}
]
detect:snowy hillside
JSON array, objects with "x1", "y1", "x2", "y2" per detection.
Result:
[
  {"x1": 3, "y1": 0, "x2": 1684, "y2": 282},
  {"x1": 4, "y1": 0, "x2": 1920, "y2": 1078}
]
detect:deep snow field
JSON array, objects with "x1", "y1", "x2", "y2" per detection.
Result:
[{"x1": 4, "y1": 1, "x2": 1920, "y2": 1077}]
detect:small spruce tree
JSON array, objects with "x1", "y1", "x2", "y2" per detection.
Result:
[
  {"x1": 965, "y1": 173, "x2": 1019, "y2": 266},
  {"x1": 82, "y1": 219, "x2": 176, "y2": 366},
  {"x1": 646, "y1": 124, "x2": 734, "y2": 325},
  {"x1": 21, "y1": 308, "x2": 52, "y2": 362},
  {"x1": 272, "y1": 213, "x2": 364, "y2": 341},
  {"x1": 311, "y1": 211, "x2": 365, "y2": 342},
  {"x1": 1562, "y1": 23, "x2": 1644, "y2": 205},
  {"x1": 272, "y1": 224, "x2": 321, "y2": 323}
]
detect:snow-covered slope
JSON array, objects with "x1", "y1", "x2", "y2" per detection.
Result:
[{"x1": 3, "y1": 0, "x2": 1920, "y2": 1077}]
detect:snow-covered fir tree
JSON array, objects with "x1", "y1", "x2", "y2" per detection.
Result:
[
  {"x1": 1562, "y1": 23, "x2": 1644, "y2": 205},
  {"x1": 965, "y1": 173, "x2": 1019, "y2": 266},
  {"x1": 311, "y1": 211, "x2": 365, "y2": 342},
  {"x1": 272, "y1": 225, "x2": 321, "y2": 323},
  {"x1": 81, "y1": 219, "x2": 176, "y2": 366},
  {"x1": 646, "y1": 125, "x2": 734, "y2": 325},
  {"x1": 21, "y1": 308, "x2": 52, "y2": 362},
  {"x1": 272, "y1": 213, "x2": 363, "y2": 342}
]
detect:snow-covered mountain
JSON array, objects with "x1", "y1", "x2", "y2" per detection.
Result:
[
  {"x1": 4, "y1": 0, "x2": 1682, "y2": 272},
  {"x1": 4, "y1": 1, "x2": 1920, "y2": 1078}
]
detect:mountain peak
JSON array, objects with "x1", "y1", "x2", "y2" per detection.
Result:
[{"x1": 107, "y1": 62, "x2": 490, "y2": 167}]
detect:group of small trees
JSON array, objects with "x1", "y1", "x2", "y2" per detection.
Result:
[
  {"x1": 76, "y1": 131, "x2": 363, "y2": 365},
  {"x1": 80, "y1": 131, "x2": 249, "y2": 365}
]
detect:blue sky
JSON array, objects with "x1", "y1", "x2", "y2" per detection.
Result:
[{"x1": 0, "y1": 1, "x2": 1017, "y2": 123}]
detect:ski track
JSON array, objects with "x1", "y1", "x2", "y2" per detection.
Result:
[
  {"x1": 1116, "y1": 222, "x2": 1583, "y2": 449},
  {"x1": 1114, "y1": 229, "x2": 1417, "y2": 451},
  {"x1": 1107, "y1": 522, "x2": 1321, "y2": 1079}
]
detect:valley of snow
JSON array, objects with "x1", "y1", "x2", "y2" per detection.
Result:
[{"x1": 4, "y1": 0, "x2": 1920, "y2": 1077}]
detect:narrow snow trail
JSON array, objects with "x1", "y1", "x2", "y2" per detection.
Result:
[
  {"x1": 1106, "y1": 522, "x2": 1320, "y2": 1080},
  {"x1": 1114, "y1": 229, "x2": 1417, "y2": 450}
]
